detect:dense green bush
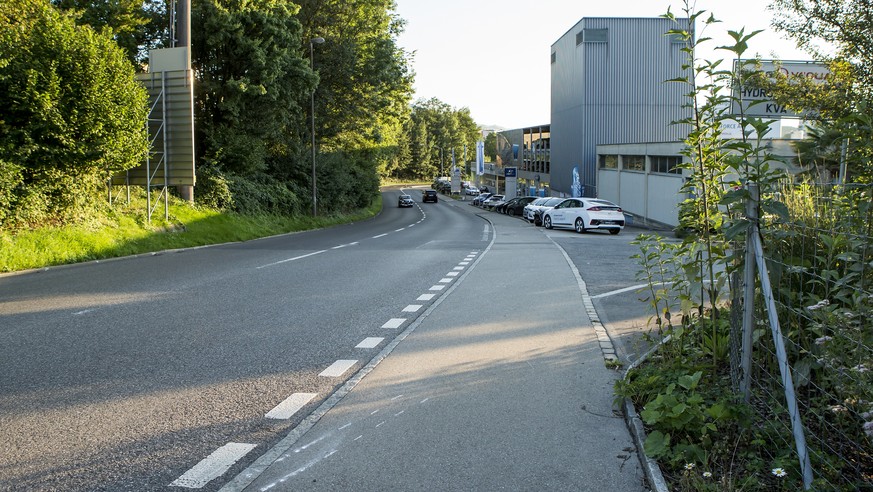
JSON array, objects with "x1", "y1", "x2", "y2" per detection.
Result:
[{"x1": 0, "y1": 0, "x2": 149, "y2": 230}]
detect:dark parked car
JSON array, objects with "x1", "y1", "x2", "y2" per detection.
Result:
[
  {"x1": 423, "y1": 190, "x2": 439, "y2": 203},
  {"x1": 499, "y1": 196, "x2": 537, "y2": 215},
  {"x1": 398, "y1": 194, "x2": 414, "y2": 208}
]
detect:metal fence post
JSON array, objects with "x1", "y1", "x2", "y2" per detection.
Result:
[
  {"x1": 740, "y1": 182, "x2": 758, "y2": 402},
  {"x1": 752, "y1": 229, "x2": 814, "y2": 489}
]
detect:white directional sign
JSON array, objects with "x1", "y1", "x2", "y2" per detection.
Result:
[{"x1": 731, "y1": 60, "x2": 830, "y2": 118}]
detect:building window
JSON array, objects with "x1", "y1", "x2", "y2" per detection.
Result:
[
  {"x1": 551, "y1": 52, "x2": 556, "y2": 64},
  {"x1": 622, "y1": 155, "x2": 645, "y2": 171},
  {"x1": 599, "y1": 155, "x2": 617, "y2": 169},
  {"x1": 583, "y1": 28, "x2": 608, "y2": 43},
  {"x1": 651, "y1": 155, "x2": 682, "y2": 174},
  {"x1": 576, "y1": 31, "x2": 584, "y2": 46}
]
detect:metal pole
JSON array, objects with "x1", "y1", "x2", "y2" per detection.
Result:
[
  {"x1": 753, "y1": 229, "x2": 814, "y2": 489},
  {"x1": 741, "y1": 182, "x2": 758, "y2": 402},
  {"x1": 310, "y1": 37, "x2": 324, "y2": 216},
  {"x1": 310, "y1": 42, "x2": 317, "y2": 217}
]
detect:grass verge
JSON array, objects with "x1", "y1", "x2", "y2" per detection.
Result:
[{"x1": 0, "y1": 193, "x2": 382, "y2": 273}]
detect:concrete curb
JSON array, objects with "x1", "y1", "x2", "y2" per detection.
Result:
[{"x1": 624, "y1": 397, "x2": 670, "y2": 492}]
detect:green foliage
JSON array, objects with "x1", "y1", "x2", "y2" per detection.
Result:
[
  {"x1": 0, "y1": 0, "x2": 149, "y2": 230},
  {"x1": 191, "y1": 0, "x2": 313, "y2": 176},
  {"x1": 391, "y1": 98, "x2": 480, "y2": 180},
  {"x1": 51, "y1": 0, "x2": 168, "y2": 67}
]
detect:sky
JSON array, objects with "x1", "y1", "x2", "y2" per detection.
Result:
[{"x1": 393, "y1": 0, "x2": 814, "y2": 130}]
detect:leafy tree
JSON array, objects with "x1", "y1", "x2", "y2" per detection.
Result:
[
  {"x1": 191, "y1": 0, "x2": 314, "y2": 176},
  {"x1": 52, "y1": 0, "x2": 168, "y2": 67},
  {"x1": 0, "y1": 0, "x2": 149, "y2": 228},
  {"x1": 402, "y1": 98, "x2": 480, "y2": 180},
  {"x1": 765, "y1": 0, "x2": 873, "y2": 183},
  {"x1": 293, "y1": 0, "x2": 414, "y2": 151}
]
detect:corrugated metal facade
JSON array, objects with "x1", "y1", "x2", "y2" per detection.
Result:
[{"x1": 550, "y1": 17, "x2": 691, "y2": 197}]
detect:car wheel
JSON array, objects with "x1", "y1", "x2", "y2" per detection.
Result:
[
  {"x1": 609, "y1": 229, "x2": 620, "y2": 235},
  {"x1": 575, "y1": 218, "x2": 586, "y2": 233},
  {"x1": 506, "y1": 208, "x2": 514, "y2": 216},
  {"x1": 544, "y1": 216, "x2": 553, "y2": 229}
]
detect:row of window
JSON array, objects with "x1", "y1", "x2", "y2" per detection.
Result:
[{"x1": 599, "y1": 155, "x2": 683, "y2": 174}]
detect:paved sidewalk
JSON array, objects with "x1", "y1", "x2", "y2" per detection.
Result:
[{"x1": 226, "y1": 206, "x2": 648, "y2": 491}]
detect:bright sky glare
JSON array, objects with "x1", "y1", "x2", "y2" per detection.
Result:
[{"x1": 393, "y1": 0, "x2": 813, "y2": 130}]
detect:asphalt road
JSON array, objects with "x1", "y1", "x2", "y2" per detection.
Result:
[
  {"x1": 0, "y1": 188, "x2": 487, "y2": 491},
  {"x1": 0, "y1": 189, "x2": 670, "y2": 491}
]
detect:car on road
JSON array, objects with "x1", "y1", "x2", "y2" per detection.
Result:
[
  {"x1": 465, "y1": 187, "x2": 480, "y2": 196},
  {"x1": 499, "y1": 196, "x2": 537, "y2": 216},
  {"x1": 423, "y1": 190, "x2": 439, "y2": 203},
  {"x1": 398, "y1": 194, "x2": 414, "y2": 208},
  {"x1": 482, "y1": 194, "x2": 505, "y2": 210},
  {"x1": 542, "y1": 198, "x2": 625, "y2": 234}
]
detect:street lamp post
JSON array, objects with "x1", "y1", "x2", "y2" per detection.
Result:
[{"x1": 310, "y1": 36, "x2": 325, "y2": 216}]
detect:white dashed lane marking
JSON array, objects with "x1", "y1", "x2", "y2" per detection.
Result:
[
  {"x1": 171, "y1": 442, "x2": 257, "y2": 489},
  {"x1": 265, "y1": 393, "x2": 317, "y2": 420},
  {"x1": 355, "y1": 337, "x2": 384, "y2": 349},
  {"x1": 381, "y1": 318, "x2": 406, "y2": 329},
  {"x1": 256, "y1": 250, "x2": 326, "y2": 269},
  {"x1": 438, "y1": 278, "x2": 453, "y2": 283},
  {"x1": 429, "y1": 285, "x2": 445, "y2": 291},
  {"x1": 402, "y1": 304, "x2": 422, "y2": 313},
  {"x1": 319, "y1": 360, "x2": 358, "y2": 378},
  {"x1": 417, "y1": 293, "x2": 436, "y2": 301},
  {"x1": 372, "y1": 233, "x2": 388, "y2": 238}
]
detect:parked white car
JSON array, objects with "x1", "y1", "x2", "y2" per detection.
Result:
[
  {"x1": 465, "y1": 187, "x2": 480, "y2": 196},
  {"x1": 542, "y1": 198, "x2": 625, "y2": 234},
  {"x1": 524, "y1": 197, "x2": 564, "y2": 225}
]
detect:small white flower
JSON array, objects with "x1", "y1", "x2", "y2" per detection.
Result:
[
  {"x1": 684, "y1": 463, "x2": 695, "y2": 470},
  {"x1": 772, "y1": 468, "x2": 787, "y2": 477},
  {"x1": 853, "y1": 364, "x2": 869, "y2": 373},
  {"x1": 806, "y1": 299, "x2": 830, "y2": 311},
  {"x1": 703, "y1": 471, "x2": 713, "y2": 478},
  {"x1": 864, "y1": 421, "x2": 873, "y2": 437},
  {"x1": 815, "y1": 336, "x2": 833, "y2": 345},
  {"x1": 830, "y1": 405, "x2": 848, "y2": 413}
]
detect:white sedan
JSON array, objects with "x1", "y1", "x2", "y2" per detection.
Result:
[{"x1": 542, "y1": 198, "x2": 625, "y2": 234}]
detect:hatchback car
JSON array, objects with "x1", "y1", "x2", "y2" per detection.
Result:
[
  {"x1": 542, "y1": 198, "x2": 625, "y2": 234},
  {"x1": 398, "y1": 194, "x2": 414, "y2": 208},
  {"x1": 422, "y1": 190, "x2": 439, "y2": 203}
]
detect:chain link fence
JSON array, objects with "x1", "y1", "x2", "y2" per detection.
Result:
[{"x1": 732, "y1": 182, "x2": 873, "y2": 490}]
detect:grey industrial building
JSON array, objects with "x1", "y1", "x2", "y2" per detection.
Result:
[{"x1": 549, "y1": 16, "x2": 691, "y2": 198}]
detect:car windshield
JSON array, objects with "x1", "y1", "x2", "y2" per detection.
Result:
[
  {"x1": 400, "y1": 195, "x2": 410, "y2": 199},
  {"x1": 544, "y1": 198, "x2": 564, "y2": 206}
]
